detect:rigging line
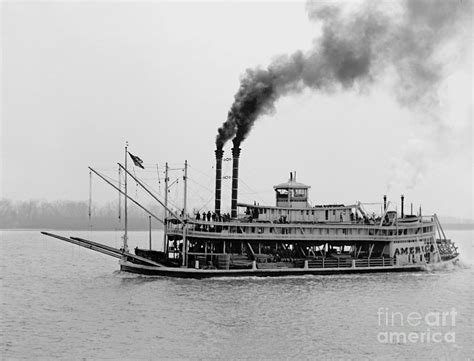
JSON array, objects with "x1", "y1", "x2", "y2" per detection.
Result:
[
  {"x1": 238, "y1": 178, "x2": 267, "y2": 202},
  {"x1": 89, "y1": 167, "x2": 165, "y2": 225},
  {"x1": 195, "y1": 194, "x2": 215, "y2": 214},
  {"x1": 100, "y1": 172, "x2": 121, "y2": 186},
  {"x1": 133, "y1": 173, "x2": 183, "y2": 211},
  {"x1": 133, "y1": 168, "x2": 139, "y2": 199},
  {"x1": 238, "y1": 177, "x2": 273, "y2": 194},
  {"x1": 187, "y1": 164, "x2": 214, "y2": 180},
  {"x1": 156, "y1": 164, "x2": 161, "y2": 186},
  {"x1": 187, "y1": 178, "x2": 214, "y2": 194}
]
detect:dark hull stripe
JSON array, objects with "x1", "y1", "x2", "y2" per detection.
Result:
[{"x1": 119, "y1": 262, "x2": 427, "y2": 279}]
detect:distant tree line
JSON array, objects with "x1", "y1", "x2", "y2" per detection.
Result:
[{"x1": 0, "y1": 199, "x2": 164, "y2": 230}]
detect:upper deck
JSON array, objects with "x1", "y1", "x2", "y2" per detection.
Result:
[{"x1": 167, "y1": 216, "x2": 436, "y2": 243}]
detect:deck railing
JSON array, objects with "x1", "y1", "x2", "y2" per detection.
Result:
[
  {"x1": 166, "y1": 219, "x2": 436, "y2": 241},
  {"x1": 191, "y1": 255, "x2": 396, "y2": 270},
  {"x1": 305, "y1": 257, "x2": 394, "y2": 269}
]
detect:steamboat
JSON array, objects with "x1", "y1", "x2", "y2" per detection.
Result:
[{"x1": 42, "y1": 141, "x2": 459, "y2": 278}]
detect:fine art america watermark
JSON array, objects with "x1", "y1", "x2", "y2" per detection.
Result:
[{"x1": 377, "y1": 308, "x2": 457, "y2": 344}]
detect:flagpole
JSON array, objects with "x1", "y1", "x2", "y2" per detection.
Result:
[{"x1": 123, "y1": 141, "x2": 129, "y2": 252}]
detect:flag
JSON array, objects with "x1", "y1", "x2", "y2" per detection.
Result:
[{"x1": 128, "y1": 152, "x2": 145, "y2": 169}]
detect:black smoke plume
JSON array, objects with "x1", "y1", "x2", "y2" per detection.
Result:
[{"x1": 216, "y1": 0, "x2": 469, "y2": 148}]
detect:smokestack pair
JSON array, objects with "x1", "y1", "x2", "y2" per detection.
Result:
[
  {"x1": 214, "y1": 147, "x2": 224, "y2": 215},
  {"x1": 214, "y1": 140, "x2": 241, "y2": 219}
]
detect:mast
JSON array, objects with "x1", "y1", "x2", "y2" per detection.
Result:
[
  {"x1": 163, "y1": 162, "x2": 169, "y2": 254},
  {"x1": 182, "y1": 160, "x2": 188, "y2": 267},
  {"x1": 118, "y1": 166, "x2": 121, "y2": 223},
  {"x1": 88, "y1": 170, "x2": 92, "y2": 230},
  {"x1": 123, "y1": 141, "x2": 129, "y2": 252},
  {"x1": 183, "y1": 160, "x2": 188, "y2": 218}
]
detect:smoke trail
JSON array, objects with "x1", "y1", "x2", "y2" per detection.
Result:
[{"x1": 216, "y1": 0, "x2": 469, "y2": 148}]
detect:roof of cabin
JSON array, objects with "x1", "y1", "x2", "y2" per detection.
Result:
[
  {"x1": 238, "y1": 202, "x2": 354, "y2": 210},
  {"x1": 273, "y1": 180, "x2": 311, "y2": 189}
]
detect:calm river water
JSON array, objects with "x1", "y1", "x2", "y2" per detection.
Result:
[{"x1": 1, "y1": 229, "x2": 473, "y2": 360}]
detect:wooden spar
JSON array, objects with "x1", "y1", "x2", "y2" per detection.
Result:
[
  {"x1": 163, "y1": 162, "x2": 169, "y2": 254},
  {"x1": 124, "y1": 142, "x2": 129, "y2": 252},
  {"x1": 149, "y1": 215, "x2": 152, "y2": 250},
  {"x1": 88, "y1": 167, "x2": 164, "y2": 224},
  {"x1": 246, "y1": 242, "x2": 255, "y2": 259},
  {"x1": 368, "y1": 243, "x2": 374, "y2": 258},
  {"x1": 41, "y1": 232, "x2": 163, "y2": 267},
  {"x1": 434, "y1": 214, "x2": 447, "y2": 240},
  {"x1": 41, "y1": 233, "x2": 120, "y2": 259},
  {"x1": 72, "y1": 236, "x2": 163, "y2": 266},
  {"x1": 432, "y1": 214, "x2": 445, "y2": 262},
  {"x1": 118, "y1": 163, "x2": 183, "y2": 224}
]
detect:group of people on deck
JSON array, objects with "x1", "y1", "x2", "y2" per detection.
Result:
[{"x1": 195, "y1": 211, "x2": 232, "y2": 223}]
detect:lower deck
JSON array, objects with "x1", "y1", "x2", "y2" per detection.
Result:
[{"x1": 119, "y1": 259, "x2": 428, "y2": 279}]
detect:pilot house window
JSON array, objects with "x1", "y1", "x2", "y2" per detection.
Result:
[
  {"x1": 276, "y1": 189, "x2": 289, "y2": 199},
  {"x1": 294, "y1": 189, "x2": 306, "y2": 197}
]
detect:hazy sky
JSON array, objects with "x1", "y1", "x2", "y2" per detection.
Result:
[{"x1": 1, "y1": 1, "x2": 472, "y2": 219}]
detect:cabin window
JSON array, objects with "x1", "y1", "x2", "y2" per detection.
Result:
[
  {"x1": 325, "y1": 210, "x2": 328, "y2": 220},
  {"x1": 311, "y1": 210, "x2": 314, "y2": 216},
  {"x1": 333, "y1": 210, "x2": 336, "y2": 216},
  {"x1": 294, "y1": 189, "x2": 306, "y2": 197},
  {"x1": 276, "y1": 189, "x2": 289, "y2": 200}
]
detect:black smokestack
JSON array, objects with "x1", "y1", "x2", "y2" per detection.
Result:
[
  {"x1": 231, "y1": 140, "x2": 241, "y2": 219},
  {"x1": 214, "y1": 146, "x2": 224, "y2": 215},
  {"x1": 216, "y1": 0, "x2": 468, "y2": 148},
  {"x1": 383, "y1": 195, "x2": 387, "y2": 211},
  {"x1": 401, "y1": 194, "x2": 405, "y2": 218}
]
